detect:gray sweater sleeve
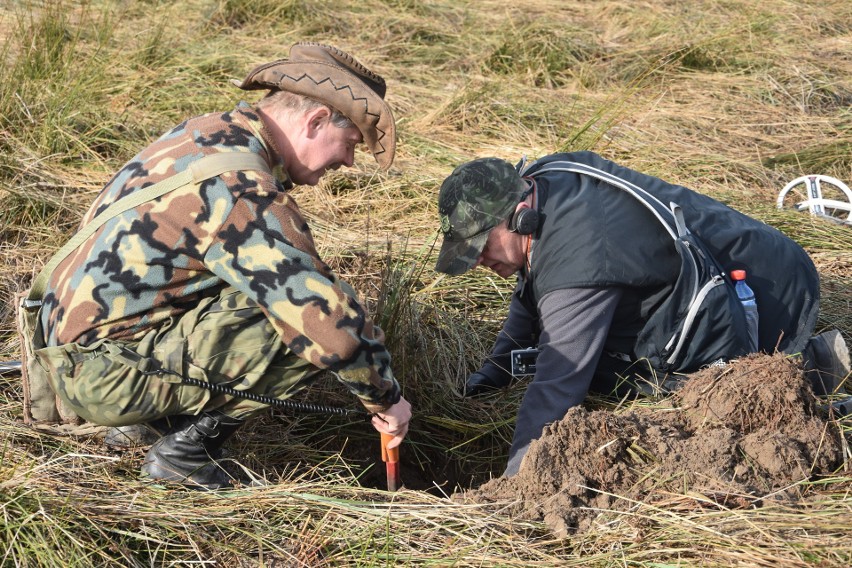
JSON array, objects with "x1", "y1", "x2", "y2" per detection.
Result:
[
  {"x1": 505, "y1": 286, "x2": 621, "y2": 476},
  {"x1": 476, "y1": 284, "x2": 539, "y2": 383}
]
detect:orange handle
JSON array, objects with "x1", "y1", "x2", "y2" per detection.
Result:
[{"x1": 380, "y1": 432, "x2": 399, "y2": 463}]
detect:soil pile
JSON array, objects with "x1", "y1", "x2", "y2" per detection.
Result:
[{"x1": 458, "y1": 353, "x2": 846, "y2": 537}]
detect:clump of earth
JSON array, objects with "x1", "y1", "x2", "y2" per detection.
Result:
[{"x1": 457, "y1": 353, "x2": 846, "y2": 537}]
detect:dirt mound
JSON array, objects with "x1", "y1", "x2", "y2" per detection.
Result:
[{"x1": 457, "y1": 353, "x2": 846, "y2": 537}]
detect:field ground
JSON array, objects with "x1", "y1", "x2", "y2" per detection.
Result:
[{"x1": 1, "y1": 0, "x2": 851, "y2": 565}]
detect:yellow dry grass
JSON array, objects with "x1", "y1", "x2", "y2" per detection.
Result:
[{"x1": 0, "y1": 0, "x2": 850, "y2": 565}]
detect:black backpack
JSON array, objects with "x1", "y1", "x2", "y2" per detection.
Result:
[{"x1": 522, "y1": 160, "x2": 751, "y2": 373}]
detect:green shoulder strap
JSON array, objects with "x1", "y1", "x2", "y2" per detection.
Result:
[{"x1": 23, "y1": 151, "x2": 270, "y2": 307}]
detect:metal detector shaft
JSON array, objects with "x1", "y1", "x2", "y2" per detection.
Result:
[{"x1": 0, "y1": 360, "x2": 22, "y2": 375}]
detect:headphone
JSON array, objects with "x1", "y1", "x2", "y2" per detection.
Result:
[
  {"x1": 507, "y1": 178, "x2": 540, "y2": 235},
  {"x1": 508, "y1": 206, "x2": 540, "y2": 235}
]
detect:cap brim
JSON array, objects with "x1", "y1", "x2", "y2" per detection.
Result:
[{"x1": 435, "y1": 230, "x2": 490, "y2": 275}]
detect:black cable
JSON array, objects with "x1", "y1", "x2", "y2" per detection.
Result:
[
  {"x1": 181, "y1": 374, "x2": 368, "y2": 417},
  {"x1": 140, "y1": 368, "x2": 371, "y2": 419},
  {"x1": 1, "y1": 359, "x2": 371, "y2": 419}
]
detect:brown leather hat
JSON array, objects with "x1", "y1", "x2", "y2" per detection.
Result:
[{"x1": 234, "y1": 42, "x2": 396, "y2": 169}]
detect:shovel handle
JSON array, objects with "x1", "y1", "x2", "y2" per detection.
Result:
[{"x1": 380, "y1": 432, "x2": 399, "y2": 463}]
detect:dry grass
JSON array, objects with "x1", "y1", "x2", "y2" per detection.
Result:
[{"x1": 1, "y1": 0, "x2": 851, "y2": 565}]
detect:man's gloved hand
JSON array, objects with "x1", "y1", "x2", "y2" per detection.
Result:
[
  {"x1": 464, "y1": 371, "x2": 510, "y2": 397},
  {"x1": 372, "y1": 396, "x2": 411, "y2": 450}
]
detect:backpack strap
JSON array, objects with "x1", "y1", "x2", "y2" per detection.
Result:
[
  {"x1": 23, "y1": 152, "x2": 270, "y2": 307},
  {"x1": 669, "y1": 202, "x2": 690, "y2": 237},
  {"x1": 519, "y1": 160, "x2": 682, "y2": 240}
]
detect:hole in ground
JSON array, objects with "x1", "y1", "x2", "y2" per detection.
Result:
[{"x1": 246, "y1": 412, "x2": 501, "y2": 496}]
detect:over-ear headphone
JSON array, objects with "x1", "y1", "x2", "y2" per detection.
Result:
[{"x1": 508, "y1": 206, "x2": 540, "y2": 235}]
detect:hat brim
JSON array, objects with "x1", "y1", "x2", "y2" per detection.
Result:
[
  {"x1": 235, "y1": 61, "x2": 396, "y2": 169},
  {"x1": 435, "y1": 230, "x2": 491, "y2": 275}
]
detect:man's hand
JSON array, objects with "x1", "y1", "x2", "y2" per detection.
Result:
[
  {"x1": 372, "y1": 396, "x2": 411, "y2": 450},
  {"x1": 464, "y1": 371, "x2": 510, "y2": 397}
]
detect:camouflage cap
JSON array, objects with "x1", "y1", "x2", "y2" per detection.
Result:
[{"x1": 435, "y1": 158, "x2": 527, "y2": 275}]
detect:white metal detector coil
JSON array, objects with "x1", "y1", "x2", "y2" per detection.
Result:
[{"x1": 777, "y1": 175, "x2": 852, "y2": 225}]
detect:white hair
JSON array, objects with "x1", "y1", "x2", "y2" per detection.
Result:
[{"x1": 257, "y1": 90, "x2": 354, "y2": 129}]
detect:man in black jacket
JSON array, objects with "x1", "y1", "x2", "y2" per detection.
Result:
[{"x1": 435, "y1": 152, "x2": 850, "y2": 476}]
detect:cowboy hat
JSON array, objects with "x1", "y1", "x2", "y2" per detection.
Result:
[{"x1": 234, "y1": 42, "x2": 396, "y2": 169}]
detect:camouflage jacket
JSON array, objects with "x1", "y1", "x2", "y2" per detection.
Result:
[{"x1": 41, "y1": 104, "x2": 400, "y2": 412}]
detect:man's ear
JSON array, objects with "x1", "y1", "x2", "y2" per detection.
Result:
[{"x1": 305, "y1": 106, "x2": 331, "y2": 136}]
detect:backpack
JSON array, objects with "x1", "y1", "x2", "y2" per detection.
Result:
[{"x1": 521, "y1": 160, "x2": 752, "y2": 374}]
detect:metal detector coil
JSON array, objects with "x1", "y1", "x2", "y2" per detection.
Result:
[{"x1": 777, "y1": 174, "x2": 852, "y2": 225}]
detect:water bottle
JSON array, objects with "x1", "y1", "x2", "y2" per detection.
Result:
[{"x1": 731, "y1": 269, "x2": 759, "y2": 352}]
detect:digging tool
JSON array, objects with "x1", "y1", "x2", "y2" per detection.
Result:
[{"x1": 380, "y1": 432, "x2": 401, "y2": 491}]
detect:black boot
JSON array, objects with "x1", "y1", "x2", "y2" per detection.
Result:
[
  {"x1": 803, "y1": 330, "x2": 851, "y2": 396},
  {"x1": 104, "y1": 415, "x2": 191, "y2": 449},
  {"x1": 140, "y1": 411, "x2": 243, "y2": 490}
]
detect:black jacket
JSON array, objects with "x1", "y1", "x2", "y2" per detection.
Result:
[{"x1": 480, "y1": 151, "x2": 819, "y2": 383}]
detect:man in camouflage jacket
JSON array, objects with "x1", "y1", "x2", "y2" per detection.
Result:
[{"x1": 37, "y1": 43, "x2": 411, "y2": 489}]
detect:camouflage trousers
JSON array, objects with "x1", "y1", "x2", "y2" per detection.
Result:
[{"x1": 38, "y1": 286, "x2": 320, "y2": 425}]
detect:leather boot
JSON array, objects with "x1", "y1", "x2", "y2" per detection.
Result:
[
  {"x1": 104, "y1": 415, "x2": 190, "y2": 449},
  {"x1": 803, "y1": 330, "x2": 851, "y2": 396},
  {"x1": 140, "y1": 411, "x2": 243, "y2": 490}
]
